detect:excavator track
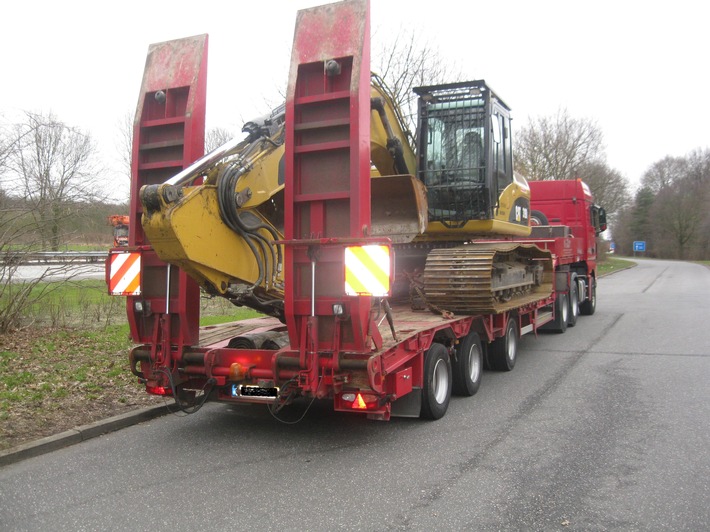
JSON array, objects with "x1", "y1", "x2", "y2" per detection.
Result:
[{"x1": 422, "y1": 243, "x2": 553, "y2": 314}]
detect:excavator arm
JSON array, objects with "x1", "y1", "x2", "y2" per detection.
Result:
[{"x1": 140, "y1": 76, "x2": 427, "y2": 318}]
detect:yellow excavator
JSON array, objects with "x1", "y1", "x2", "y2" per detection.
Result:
[{"x1": 140, "y1": 75, "x2": 550, "y2": 319}]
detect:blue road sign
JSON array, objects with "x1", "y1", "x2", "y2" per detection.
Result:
[{"x1": 633, "y1": 241, "x2": 646, "y2": 252}]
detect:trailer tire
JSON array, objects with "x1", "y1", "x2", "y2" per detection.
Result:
[
  {"x1": 580, "y1": 281, "x2": 596, "y2": 315},
  {"x1": 420, "y1": 343, "x2": 452, "y2": 420},
  {"x1": 568, "y1": 277, "x2": 579, "y2": 327},
  {"x1": 488, "y1": 318, "x2": 518, "y2": 372},
  {"x1": 452, "y1": 332, "x2": 483, "y2": 397}
]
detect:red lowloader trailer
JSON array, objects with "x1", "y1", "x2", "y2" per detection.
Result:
[{"x1": 107, "y1": 0, "x2": 606, "y2": 421}]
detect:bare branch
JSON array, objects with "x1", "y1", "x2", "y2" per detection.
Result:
[
  {"x1": 5, "y1": 111, "x2": 102, "y2": 251},
  {"x1": 516, "y1": 109, "x2": 605, "y2": 181},
  {"x1": 206, "y1": 126, "x2": 239, "y2": 153},
  {"x1": 373, "y1": 27, "x2": 465, "y2": 136}
]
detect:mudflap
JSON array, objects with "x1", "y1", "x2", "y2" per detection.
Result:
[{"x1": 390, "y1": 387, "x2": 422, "y2": 418}]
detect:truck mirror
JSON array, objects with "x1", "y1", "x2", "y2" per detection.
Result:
[{"x1": 595, "y1": 206, "x2": 608, "y2": 234}]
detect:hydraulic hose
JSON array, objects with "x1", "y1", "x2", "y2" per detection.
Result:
[{"x1": 216, "y1": 136, "x2": 284, "y2": 291}]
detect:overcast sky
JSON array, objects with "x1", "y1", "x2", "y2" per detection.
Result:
[{"x1": 2, "y1": 0, "x2": 708, "y2": 202}]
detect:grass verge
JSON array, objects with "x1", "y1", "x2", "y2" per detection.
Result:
[
  {"x1": 0, "y1": 324, "x2": 161, "y2": 451},
  {"x1": 598, "y1": 256, "x2": 636, "y2": 276},
  {"x1": 0, "y1": 280, "x2": 263, "y2": 451}
]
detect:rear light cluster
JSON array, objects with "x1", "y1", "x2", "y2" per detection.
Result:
[
  {"x1": 146, "y1": 385, "x2": 172, "y2": 396},
  {"x1": 341, "y1": 392, "x2": 378, "y2": 410}
]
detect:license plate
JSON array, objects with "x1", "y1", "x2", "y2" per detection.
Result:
[{"x1": 231, "y1": 384, "x2": 279, "y2": 398}]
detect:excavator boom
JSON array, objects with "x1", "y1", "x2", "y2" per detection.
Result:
[
  {"x1": 139, "y1": 79, "x2": 428, "y2": 318},
  {"x1": 139, "y1": 40, "x2": 550, "y2": 318}
]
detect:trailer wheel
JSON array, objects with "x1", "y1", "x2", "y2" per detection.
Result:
[
  {"x1": 580, "y1": 280, "x2": 596, "y2": 315},
  {"x1": 489, "y1": 318, "x2": 518, "y2": 371},
  {"x1": 420, "y1": 343, "x2": 452, "y2": 420},
  {"x1": 452, "y1": 332, "x2": 483, "y2": 397},
  {"x1": 568, "y1": 277, "x2": 579, "y2": 327}
]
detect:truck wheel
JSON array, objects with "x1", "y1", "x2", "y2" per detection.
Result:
[
  {"x1": 553, "y1": 292, "x2": 568, "y2": 333},
  {"x1": 452, "y1": 332, "x2": 483, "y2": 397},
  {"x1": 530, "y1": 210, "x2": 549, "y2": 226},
  {"x1": 568, "y1": 278, "x2": 579, "y2": 327},
  {"x1": 420, "y1": 343, "x2": 452, "y2": 420},
  {"x1": 489, "y1": 318, "x2": 518, "y2": 372},
  {"x1": 580, "y1": 281, "x2": 596, "y2": 315}
]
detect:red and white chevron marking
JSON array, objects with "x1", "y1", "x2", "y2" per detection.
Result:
[{"x1": 108, "y1": 252, "x2": 141, "y2": 296}]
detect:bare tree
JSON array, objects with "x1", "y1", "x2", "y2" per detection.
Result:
[
  {"x1": 0, "y1": 193, "x2": 81, "y2": 332},
  {"x1": 205, "y1": 126, "x2": 238, "y2": 153},
  {"x1": 373, "y1": 28, "x2": 464, "y2": 137},
  {"x1": 515, "y1": 109, "x2": 605, "y2": 181},
  {"x1": 651, "y1": 177, "x2": 708, "y2": 259},
  {"x1": 0, "y1": 117, "x2": 11, "y2": 171},
  {"x1": 576, "y1": 160, "x2": 630, "y2": 216},
  {"x1": 684, "y1": 148, "x2": 710, "y2": 185},
  {"x1": 640, "y1": 155, "x2": 686, "y2": 194},
  {"x1": 6, "y1": 111, "x2": 101, "y2": 251},
  {"x1": 623, "y1": 148, "x2": 710, "y2": 259},
  {"x1": 115, "y1": 110, "x2": 133, "y2": 182}
]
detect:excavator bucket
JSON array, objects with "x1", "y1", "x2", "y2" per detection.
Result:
[{"x1": 371, "y1": 175, "x2": 428, "y2": 243}]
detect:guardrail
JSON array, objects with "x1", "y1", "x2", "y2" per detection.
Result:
[{"x1": 0, "y1": 251, "x2": 109, "y2": 265}]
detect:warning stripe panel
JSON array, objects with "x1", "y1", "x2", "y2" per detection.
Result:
[
  {"x1": 109, "y1": 252, "x2": 141, "y2": 296},
  {"x1": 344, "y1": 245, "x2": 390, "y2": 297}
]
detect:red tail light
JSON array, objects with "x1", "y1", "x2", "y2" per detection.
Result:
[
  {"x1": 146, "y1": 385, "x2": 172, "y2": 396},
  {"x1": 341, "y1": 392, "x2": 378, "y2": 410}
]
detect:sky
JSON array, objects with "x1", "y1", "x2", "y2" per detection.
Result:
[{"x1": 2, "y1": 0, "x2": 708, "y2": 202}]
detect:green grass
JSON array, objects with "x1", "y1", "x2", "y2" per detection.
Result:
[
  {"x1": 200, "y1": 308, "x2": 262, "y2": 326},
  {"x1": 0, "y1": 284, "x2": 266, "y2": 449},
  {"x1": 27, "y1": 279, "x2": 110, "y2": 309},
  {"x1": 1, "y1": 278, "x2": 125, "y2": 330},
  {"x1": 2, "y1": 277, "x2": 261, "y2": 330},
  {"x1": 2, "y1": 279, "x2": 109, "y2": 309},
  {"x1": 0, "y1": 324, "x2": 136, "y2": 413},
  {"x1": 0, "y1": 243, "x2": 109, "y2": 252},
  {"x1": 598, "y1": 256, "x2": 636, "y2": 276}
]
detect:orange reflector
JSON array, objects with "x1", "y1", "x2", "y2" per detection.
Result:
[
  {"x1": 353, "y1": 393, "x2": 367, "y2": 409},
  {"x1": 344, "y1": 245, "x2": 391, "y2": 297},
  {"x1": 229, "y1": 363, "x2": 245, "y2": 381}
]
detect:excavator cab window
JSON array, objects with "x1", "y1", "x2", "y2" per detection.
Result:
[
  {"x1": 415, "y1": 81, "x2": 516, "y2": 227},
  {"x1": 417, "y1": 91, "x2": 490, "y2": 224},
  {"x1": 491, "y1": 110, "x2": 513, "y2": 201}
]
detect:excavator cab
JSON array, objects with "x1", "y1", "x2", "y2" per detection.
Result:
[{"x1": 415, "y1": 80, "x2": 531, "y2": 237}]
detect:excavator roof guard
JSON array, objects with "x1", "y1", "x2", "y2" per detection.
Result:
[
  {"x1": 413, "y1": 80, "x2": 510, "y2": 112},
  {"x1": 413, "y1": 79, "x2": 518, "y2": 228}
]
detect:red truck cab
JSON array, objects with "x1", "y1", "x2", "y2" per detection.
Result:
[
  {"x1": 529, "y1": 179, "x2": 607, "y2": 238},
  {"x1": 528, "y1": 178, "x2": 607, "y2": 325}
]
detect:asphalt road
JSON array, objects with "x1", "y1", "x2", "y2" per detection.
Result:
[
  {"x1": 10, "y1": 263, "x2": 105, "y2": 282},
  {"x1": 1, "y1": 258, "x2": 708, "y2": 531}
]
